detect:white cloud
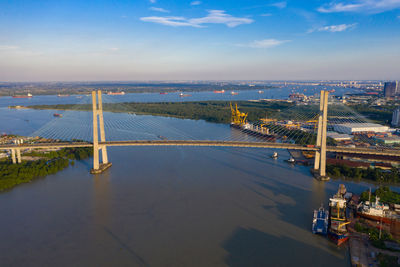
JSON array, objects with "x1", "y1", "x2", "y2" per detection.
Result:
[
  {"x1": 149, "y1": 0, "x2": 156, "y2": 3},
  {"x1": 270, "y1": 1, "x2": 287, "y2": 9},
  {"x1": 318, "y1": 0, "x2": 400, "y2": 13},
  {"x1": 190, "y1": 1, "x2": 201, "y2": 6},
  {"x1": 0, "y1": 45, "x2": 19, "y2": 50},
  {"x1": 108, "y1": 48, "x2": 119, "y2": 51},
  {"x1": 0, "y1": 45, "x2": 42, "y2": 56},
  {"x1": 309, "y1": 23, "x2": 358, "y2": 33},
  {"x1": 140, "y1": 16, "x2": 201, "y2": 27},
  {"x1": 189, "y1": 10, "x2": 253, "y2": 27},
  {"x1": 239, "y1": 39, "x2": 290, "y2": 49},
  {"x1": 140, "y1": 10, "x2": 254, "y2": 28},
  {"x1": 149, "y1": 7, "x2": 170, "y2": 13}
]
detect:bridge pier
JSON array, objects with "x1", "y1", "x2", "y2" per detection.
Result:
[
  {"x1": 313, "y1": 90, "x2": 330, "y2": 181},
  {"x1": 10, "y1": 149, "x2": 16, "y2": 164},
  {"x1": 16, "y1": 148, "x2": 21, "y2": 164},
  {"x1": 90, "y1": 90, "x2": 112, "y2": 174}
]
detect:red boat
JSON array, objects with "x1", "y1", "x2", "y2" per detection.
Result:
[
  {"x1": 357, "y1": 197, "x2": 395, "y2": 224},
  {"x1": 160, "y1": 92, "x2": 168, "y2": 95},
  {"x1": 214, "y1": 90, "x2": 225, "y2": 93},
  {"x1": 12, "y1": 93, "x2": 32, "y2": 98},
  {"x1": 53, "y1": 113, "x2": 62, "y2": 117}
]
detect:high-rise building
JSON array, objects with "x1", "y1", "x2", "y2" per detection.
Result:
[
  {"x1": 392, "y1": 108, "x2": 400, "y2": 127},
  {"x1": 384, "y1": 81, "x2": 399, "y2": 97}
]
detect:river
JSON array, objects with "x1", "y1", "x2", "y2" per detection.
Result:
[{"x1": 0, "y1": 86, "x2": 382, "y2": 266}]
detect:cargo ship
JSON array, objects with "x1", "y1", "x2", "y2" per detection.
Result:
[
  {"x1": 12, "y1": 93, "x2": 32, "y2": 98},
  {"x1": 312, "y1": 205, "x2": 329, "y2": 235},
  {"x1": 53, "y1": 113, "x2": 62, "y2": 117},
  {"x1": 107, "y1": 91, "x2": 125, "y2": 95},
  {"x1": 328, "y1": 184, "x2": 350, "y2": 246},
  {"x1": 179, "y1": 93, "x2": 191, "y2": 97},
  {"x1": 214, "y1": 90, "x2": 225, "y2": 93},
  {"x1": 357, "y1": 196, "x2": 395, "y2": 224}
]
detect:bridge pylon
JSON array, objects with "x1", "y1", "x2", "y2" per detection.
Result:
[
  {"x1": 313, "y1": 90, "x2": 330, "y2": 181},
  {"x1": 90, "y1": 90, "x2": 112, "y2": 174}
]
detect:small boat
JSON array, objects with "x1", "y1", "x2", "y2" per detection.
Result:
[
  {"x1": 286, "y1": 157, "x2": 295, "y2": 163},
  {"x1": 214, "y1": 90, "x2": 225, "y2": 93},
  {"x1": 160, "y1": 92, "x2": 168, "y2": 95},
  {"x1": 312, "y1": 205, "x2": 329, "y2": 235},
  {"x1": 258, "y1": 90, "x2": 264, "y2": 94},
  {"x1": 57, "y1": 94, "x2": 70, "y2": 97},
  {"x1": 271, "y1": 152, "x2": 278, "y2": 159},
  {"x1": 53, "y1": 113, "x2": 62, "y2": 117},
  {"x1": 157, "y1": 135, "x2": 167, "y2": 140},
  {"x1": 231, "y1": 91, "x2": 238, "y2": 95}
]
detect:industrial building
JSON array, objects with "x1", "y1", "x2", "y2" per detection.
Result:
[
  {"x1": 327, "y1": 132, "x2": 352, "y2": 141},
  {"x1": 384, "y1": 81, "x2": 399, "y2": 97},
  {"x1": 333, "y1": 123, "x2": 389, "y2": 134}
]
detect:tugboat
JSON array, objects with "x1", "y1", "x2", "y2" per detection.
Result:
[
  {"x1": 312, "y1": 205, "x2": 329, "y2": 235},
  {"x1": 328, "y1": 184, "x2": 350, "y2": 246},
  {"x1": 271, "y1": 151, "x2": 278, "y2": 159},
  {"x1": 286, "y1": 157, "x2": 295, "y2": 163}
]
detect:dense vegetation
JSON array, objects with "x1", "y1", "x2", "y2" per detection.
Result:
[
  {"x1": 326, "y1": 164, "x2": 400, "y2": 183},
  {"x1": 351, "y1": 104, "x2": 396, "y2": 125},
  {"x1": 24, "y1": 147, "x2": 92, "y2": 160},
  {"x1": 30, "y1": 100, "x2": 399, "y2": 126},
  {"x1": 30, "y1": 101, "x2": 296, "y2": 123},
  {"x1": 377, "y1": 253, "x2": 400, "y2": 267},
  {"x1": 354, "y1": 221, "x2": 395, "y2": 250},
  {"x1": 0, "y1": 147, "x2": 92, "y2": 191},
  {"x1": 360, "y1": 186, "x2": 400, "y2": 204}
]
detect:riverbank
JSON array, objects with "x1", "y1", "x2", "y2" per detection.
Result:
[{"x1": 0, "y1": 147, "x2": 92, "y2": 191}]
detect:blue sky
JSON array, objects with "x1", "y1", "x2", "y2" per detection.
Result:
[{"x1": 0, "y1": 0, "x2": 399, "y2": 81}]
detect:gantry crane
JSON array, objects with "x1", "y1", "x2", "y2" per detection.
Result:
[{"x1": 230, "y1": 103, "x2": 248, "y2": 126}]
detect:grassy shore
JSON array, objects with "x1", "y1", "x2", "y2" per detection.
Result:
[{"x1": 0, "y1": 147, "x2": 92, "y2": 191}]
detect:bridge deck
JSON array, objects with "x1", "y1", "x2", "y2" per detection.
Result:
[{"x1": 1, "y1": 140, "x2": 400, "y2": 157}]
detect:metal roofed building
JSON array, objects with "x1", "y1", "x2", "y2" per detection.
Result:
[
  {"x1": 333, "y1": 123, "x2": 389, "y2": 134},
  {"x1": 327, "y1": 132, "x2": 352, "y2": 141}
]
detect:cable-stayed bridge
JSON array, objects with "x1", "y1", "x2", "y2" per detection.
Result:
[{"x1": 3, "y1": 90, "x2": 400, "y2": 180}]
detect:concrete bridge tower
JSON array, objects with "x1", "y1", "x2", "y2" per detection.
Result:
[
  {"x1": 313, "y1": 90, "x2": 329, "y2": 180},
  {"x1": 91, "y1": 90, "x2": 112, "y2": 174}
]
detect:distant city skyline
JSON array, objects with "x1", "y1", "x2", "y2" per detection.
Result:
[{"x1": 0, "y1": 0, "x2": 399, "y2": 81}]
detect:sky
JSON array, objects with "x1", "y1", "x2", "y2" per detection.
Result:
[{"x1": 0, "y1": 0, "x2": 399, "y2": 81}]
